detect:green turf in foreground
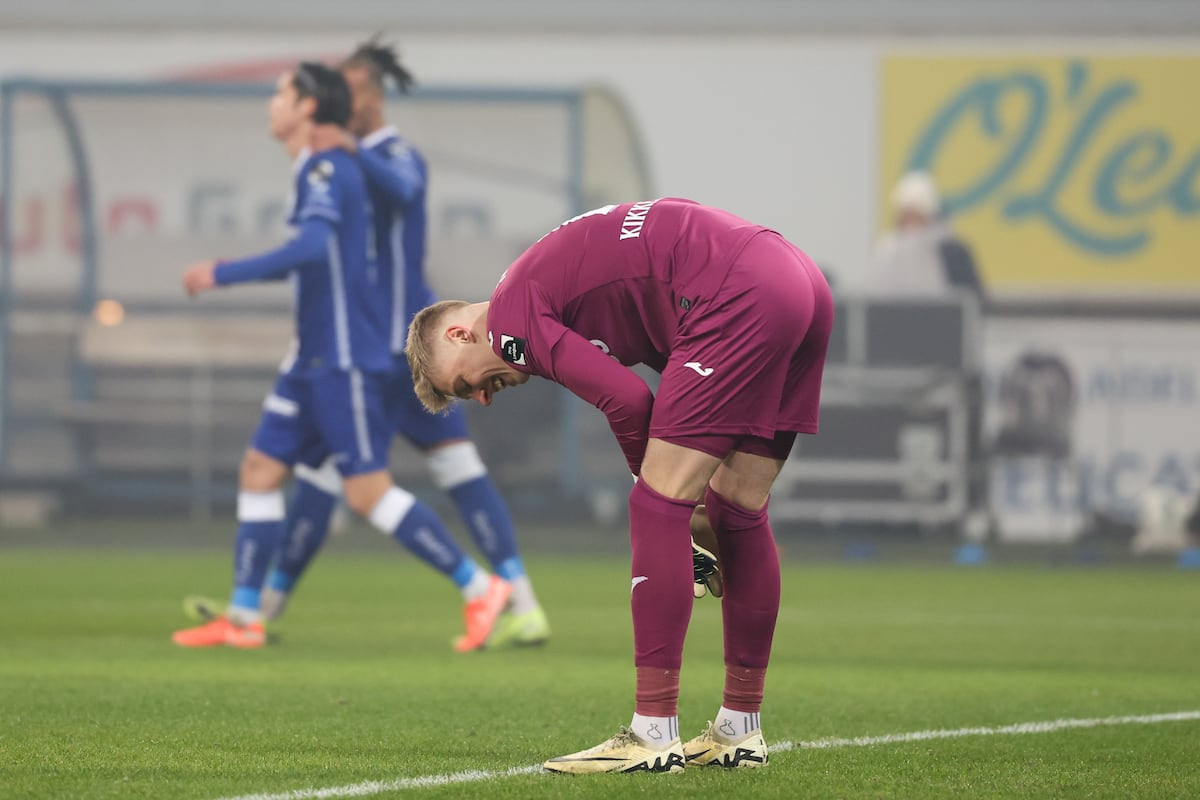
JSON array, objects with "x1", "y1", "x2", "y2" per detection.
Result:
[{"x1": 0, "y1": 550, "x2": 1197, "y2": 799}]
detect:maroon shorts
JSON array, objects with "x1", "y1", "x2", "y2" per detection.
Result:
[{"x1": 648, "y1": 231, "x2": 833, "y2": 452}]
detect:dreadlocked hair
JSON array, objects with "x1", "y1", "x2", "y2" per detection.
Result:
[{"x1": 344, "y1": 34, "x2": 415, "y2": 94}]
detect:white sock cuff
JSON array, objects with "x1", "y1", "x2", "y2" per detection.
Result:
[
  {"x1": 427, "y1": 441, "x2": 487, "y2": 489},
  {"x1": 716, "y1": 706, "x2": 762, "y2": 737},
  {"x1": 368, "y1": 486, "x2": 417, "y2": 534},
  {"x1": 630, "y1": 712, "x2": 679, "y2": 746},
  {"x1": 237, "y1": 490, "x2": 285, "y2": 522},
  {"x1": 294, "y1": 458, "x2": 343, "y2": 496}
]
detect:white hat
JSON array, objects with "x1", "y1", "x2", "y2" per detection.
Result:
[{"x1": 891, "y1": 171, "x2": 941, "y2": 217}]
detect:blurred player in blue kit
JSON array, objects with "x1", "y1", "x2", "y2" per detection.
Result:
[
  {"x1": 174, "y1": 58, "x2": 533, "y2": 651},
  {"x1": 180, "y1": 42, "x2": 548, "y2": 651},
  {"x1": 264, "y1": 39, "x2": 548, "y2": 649}
]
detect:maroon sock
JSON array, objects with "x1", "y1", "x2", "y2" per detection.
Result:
[
  {"x1": 705, "y1": 486, "x2": 779, "y2": 712},
  {"x1": 636, "y1": 666, "x2": 681, "y2": 718},
  {"x1": 629, "y1": 479, "x2": 696, "y2": 716},
  {"x1": 723, "y1": 665, "x2": 768, "y2": 713}
]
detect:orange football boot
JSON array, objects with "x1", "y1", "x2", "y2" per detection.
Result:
[
  {"x1": 453, "y1": 576, "x2": 512, "y2": 652},
  {"x1": 172, "y1": 616, "x2": 266, "y2": 649}
]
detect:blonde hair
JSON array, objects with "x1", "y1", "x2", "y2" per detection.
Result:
[{"x1": 406, "y1": 299, "x2": 470, "y2": 414}]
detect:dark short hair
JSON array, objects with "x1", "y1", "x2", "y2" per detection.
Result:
[
  {"x1": 292, "y1": 61, "x2": 352, "y2": 126},
  {"x1": 342, "y1": 35, "x2": 415, "y2": 94}
]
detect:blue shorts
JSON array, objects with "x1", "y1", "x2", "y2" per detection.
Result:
[
  {"x1": 252, "y1": 367, "x2": 391, "y2": 477},
  {"x1": 386, "y1": 355, "x2": 470, "y2": 450}
]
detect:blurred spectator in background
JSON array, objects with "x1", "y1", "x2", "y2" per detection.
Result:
[
  {"x1": 1187, "y1": 494, "x2": 1200, "y2": 539},
  {"x1": 869, "y1": 171, "x2": 986, "y2": 307},
  {"x1": 871, "y1": 171, "x2": 990, "y2": 539}
]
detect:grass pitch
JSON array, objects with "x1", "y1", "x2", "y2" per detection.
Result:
[{"x1": 1, "y1": 542, "x2": 1197, "y2": 799}]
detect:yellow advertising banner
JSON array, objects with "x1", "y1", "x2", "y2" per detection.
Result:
[{"x1": 881, "y1": 56, "x2": 1200, "y2": 297}]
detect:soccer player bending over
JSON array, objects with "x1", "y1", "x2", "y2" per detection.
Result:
[
  {"x1": 173, "y1": 62, "x2": 509, "y2": 651},
  {"x1": 406, "y1": 199, "x2": 833, "y2": 772},
  {"x1": 198, "y1": 39, "x2": 547, "y2": 650}
]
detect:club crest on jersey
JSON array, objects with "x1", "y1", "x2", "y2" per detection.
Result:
[
  {"x1": 306, "y1": 160, "x2": 335, "y2": 187},
  {"x1": 500, "y1": 334, "x2": 527, "y2": 366}
]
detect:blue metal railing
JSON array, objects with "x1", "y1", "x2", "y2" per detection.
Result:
[
  {"x1": 45, "y1": 87, "x2": 100, "y2": 407},
  {"x1": 0, "y1": 82, "x2": 11, "y2": 470}
]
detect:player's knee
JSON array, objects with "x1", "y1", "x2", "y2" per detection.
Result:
[
  {"x1": 708, "y1": 450, "x2": 785, "y2": 512},
  {"x1": 640, "y1": 439, "x2": 721, "y2": 501},
  {"x1": 640, "y1": 470, "x2": 709, "y2": 502},
  {"x1": 708, "y1": 472, "x2": 771, "y2": 513},
  {"x1": 239, "y1": 449, "x2": 287, "y2": 492},
  {"x1": 426, "y1": 440, "x2": 487, "y2": 489},
  {"x1": 341, "y1": 471, "x2": 393, "y2": 518},
  {"x1": 342, "y1": 489, "x2": 375, "y2": 518}
]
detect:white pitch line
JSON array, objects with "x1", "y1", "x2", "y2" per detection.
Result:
[
  {"x1": 770, "y1": 710, "x2": 1200, "y2": 752},
  {"x1": 215, "y1": 766, "x2": 543, "y2": 800},
  {"x1": 215, "y1": 710, "x2": 1200, "y2": 800}
]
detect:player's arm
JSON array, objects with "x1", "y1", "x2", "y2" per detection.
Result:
[
  {"x1": 547, "y1": 329, "x2": 722, "y2": 597},
  {"x1": 356, "y1": 146, "x2": 424, "y2": 207},
  {"x1": 206, "y1": 217, "x2": 335, "y2": 288},
  {"x1": 548, "y1": 329, "x2": 654, "y2": 476}
]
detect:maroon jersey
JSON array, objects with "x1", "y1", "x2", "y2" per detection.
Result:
[{"x1": 487, "y1": 198, "x2": 830, "y2": 473}]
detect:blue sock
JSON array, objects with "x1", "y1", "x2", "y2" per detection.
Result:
[
  {"x1": 268, "y1": 479, "x2": 339, "y2": 593},
  {"x1": 391, "y1": 496, "x2": 474, "y2": 584},
  {"x1": 493, "y1": 556, "x2": 527, "y2": 582},
  {"x1": 450, "y1": 475, "x2": 523, "y2": 577},
  {"x1": 230, "y1": 490, "x2": 286, "y2": 615},
  {"x1": 450, "y1": 557, "x2": 484, "y2": 589}
]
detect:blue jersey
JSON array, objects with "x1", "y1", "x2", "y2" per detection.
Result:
[
  {"x1": 358, "y1": 126, "x2": 435, "y2": 353},
  {"x1": 286, "y1": 149, "x2": 390, "y2": 372},
  {"x1": 215, "y1": 147, "x2": 390, "y2": 374}
]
